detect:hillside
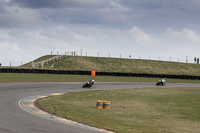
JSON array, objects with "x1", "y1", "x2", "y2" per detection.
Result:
[
  {"x1": 22, "y1": 55, "x2": 56, "y2": 68},
  {"x1": 22, "y1": 56, "x2": 200, "y2": 76}
]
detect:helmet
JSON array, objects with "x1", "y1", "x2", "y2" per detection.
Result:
[{"x1": 92, "y1": 80, "x2": 95, "y2": 82}]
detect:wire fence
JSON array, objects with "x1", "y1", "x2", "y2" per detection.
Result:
[{"x1": 78, "y1": 50, "x2": 196, "y2": 64}]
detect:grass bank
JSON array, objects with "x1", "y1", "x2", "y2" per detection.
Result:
[
  {"x1": 36, "y1": 87, "x2": 200, "y2": 133},
  {"x1": 22, "y1": 56, "x2": 200, "y2": 76}
]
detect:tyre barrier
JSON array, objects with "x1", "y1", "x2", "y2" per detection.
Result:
[
  {"x1": 96, "y1": 100, "x2": 110, "y2": 109},
  {"x1": 0, "y1": 68, "x2": 200, "y2": 80},
  {"x1": 103, "y1": 101, "x2": 110, "y2": 109},
  {"x1": 96, "y1": 100, "x2": 103, "y2": 109}
]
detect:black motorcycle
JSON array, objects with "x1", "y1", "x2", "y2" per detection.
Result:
[
  {"x1": 156, "y1": 80, "x2": 165, "y2": 86},
  {"x1": 82, "y1": 81, "x2": 94, "y2": 88}
]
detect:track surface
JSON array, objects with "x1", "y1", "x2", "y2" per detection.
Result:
[{"x1": 1, "y1": 82, "x2": 200, "y2": 133}]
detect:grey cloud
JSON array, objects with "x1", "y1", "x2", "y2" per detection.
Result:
[
  {"x1": 119, "y1": 0, "x2": 200, "y2": 14},
  {"x1": 0, "y1": 1, "x2": 10, "y2": 14},
  {"x1": 0, "y1": 9, "x2": 41, "y2": 28},
  {"x1": 2, "y1": 0, "x2": 200, "y2": 30},
  {"x1": 9, "y1": 0, "x2": 108, "y2": 9},
  {"x1": 10, "y1": 0, "x2": 72, "y2": 8},
  {"x1": 4, "y1": 0, "x2": 112, "y2": 27},
  {"x1": 1, "y1": 0, "x2": 200, "y2": 66}
]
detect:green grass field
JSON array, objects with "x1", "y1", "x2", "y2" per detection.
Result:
[{"x1": 36, "y1": 87, "x2": 200, "y2": 133}]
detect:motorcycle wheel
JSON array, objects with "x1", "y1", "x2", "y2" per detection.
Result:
[{"x1": 82, "y1": 84, "x2": 86, "y2": 88}]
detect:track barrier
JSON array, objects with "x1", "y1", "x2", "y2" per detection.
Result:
[
  {"x1": 96, "y1": 100, "x2": 103, "y2": 109},
  {"x1": 103, "y1": 101, "x2": 110, "y2": 109},
  {"x1": 96, "y1": 100, "x2": 110, "y2": 109},
  {"x1": 91, "y1": 71, "x2": 96, "y2": 76},
  {"x1": 0, "y1": 68, "x2": 200, "y2": 80}
]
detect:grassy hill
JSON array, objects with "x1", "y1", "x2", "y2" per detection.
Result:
[
  {"x1": 22, "y1": 55, "x2": 200, "y2": 76},
  {"x1": 22, "y1": 55, "x2": 55, "y2": 68}
]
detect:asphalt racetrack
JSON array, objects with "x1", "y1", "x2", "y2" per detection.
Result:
[{"x1": 1, "y1": 82, "x2": 200, "y2": 133}]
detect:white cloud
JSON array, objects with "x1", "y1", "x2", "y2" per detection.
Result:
[
  {"x1": 166, "y1": 28, "x2": 200, "y2": 43},
  {"x1": 0, "y1": 29, "x2": 11, "y2": 39},
  {"x1": 109, "y1": 0, "x2": 131, "y2": 11},
  {"x1": 24, "y1": 31, "x2": 49, "y2": 39},
  {"x1": 127, "y1": 27, "x2": 153, "y2": 45},
  {"x1": 0, "y1": 41, "x2": 20, "y2": 50}
]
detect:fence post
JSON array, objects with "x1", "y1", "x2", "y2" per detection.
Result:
[{"x1": 186, "y1": 56, "x2": 188, "y2": 63}]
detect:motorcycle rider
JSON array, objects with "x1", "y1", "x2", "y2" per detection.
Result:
[
  {"x1": 84, "y1": 80, "x2": 95, "y2": 87},
  {"x1": 88, "y1": 80, "x2": 95, "y2": 86},
  {"x1": 161, "y1": 78, "x2": 166, "y2": 85}
]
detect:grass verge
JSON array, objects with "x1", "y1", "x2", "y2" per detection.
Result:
[
  {"x1": 36, "y1": 87, "x2": 200, "y2": 133},
  {"x1": 1, "y1": 73, "x2": 200, "y2": 83}
]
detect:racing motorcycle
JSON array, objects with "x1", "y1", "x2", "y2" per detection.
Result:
[
  {"x1": 82, "y1": 80, "x2": 95, "y2": 88},
  {"x1": 156, "y1": 80, "x2": 165, "y2": 86}
]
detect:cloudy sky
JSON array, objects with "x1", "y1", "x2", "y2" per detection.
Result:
[{"x1": 0, "y1": 0, "x2": 200, "y2": 66}]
